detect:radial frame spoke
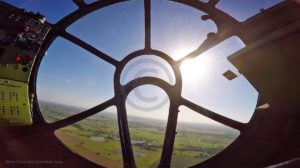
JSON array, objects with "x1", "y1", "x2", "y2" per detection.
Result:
[
  {"x1": 116, "y1": 101, "x2": 136, "y2": 168},
  {"x1": 72, "y1": 0, "x2": 86, "y2": 8},
  {"x1": 60, "y1": 31, "x2": 119, "y2": 66},
  {"x1": 208, "y1": 0, "x2": 221, "y2": 7},
  {"x1": 144, "y1": 0, "x2": 151, "y2": 50},
  {"x1": 177, "y1": 33, "x2": 229, "y2": 64},
  {"x1": 181, "y1": 98, "x2": 245, "y2": 131},
  {"x1": 49, "y1": 98, "x2": 115, "y2": 130},
  {"x1": 158, "y1": 102, "x2": 180, "y2": 168}
]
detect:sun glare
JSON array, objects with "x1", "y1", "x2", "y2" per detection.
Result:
[
  {"x1": 171, "y1": 46, "x2": 195, "y2": 60},
  {"x1": 180, "y1": 56, "x2": 212, "y2": 83}
]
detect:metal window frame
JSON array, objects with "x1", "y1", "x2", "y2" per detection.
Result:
[{"x1": 28, "y1": 0, "x2": 261, "y2": 167}]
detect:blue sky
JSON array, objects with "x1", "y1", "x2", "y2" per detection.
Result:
[{"x1": 3, "y1": 0, "x2": 283, "y2": 125}]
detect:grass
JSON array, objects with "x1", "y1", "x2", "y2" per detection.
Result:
[{"x1": 41, "y1": 101, "x2": 239, "y2": 168}]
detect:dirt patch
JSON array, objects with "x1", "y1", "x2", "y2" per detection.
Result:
[{"x1": 55, "y1": 131, "x2": 81, "y2": 145}]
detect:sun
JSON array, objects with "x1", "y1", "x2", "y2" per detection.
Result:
[{"x1": 179, "y1": 56, "x2": 212, "y2": 83}]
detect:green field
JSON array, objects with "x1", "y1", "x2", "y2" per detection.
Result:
[{"x1": 39, "y1": 101, "x2": 239, "y2": 168}]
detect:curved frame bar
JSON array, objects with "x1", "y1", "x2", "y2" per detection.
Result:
[{"x1": 114, "y1": 48, "x2": 183, "y2": 167}]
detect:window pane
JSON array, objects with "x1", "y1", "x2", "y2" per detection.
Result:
[
  {"x1": 181, "y1": 37, "x2": 258, "y2": 123},
  {"x1": 126, "y1": 85, "x2": 170, "y2": 167},
  {"x1": 67, "y1": 1, "x2": 144, "y2": 61},
  {"x1": 171, "y1": 106, "x2": 239, "y2": 167},
  {"x1": 121, "y1": 55, "x2": 175, "y2": 86},
  {"x1": 37, "y1": 37, "x2": 115, "y2": 123},
  {"x1": 55, "y1": 106, "x2": 123, "y2": 167},
  {"x1": 152, "y1": 0, "x2": 217, "y2": 60}
]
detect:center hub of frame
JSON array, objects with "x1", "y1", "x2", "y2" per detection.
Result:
[{"x1": 114, "y1": 50, "x2": 182, "y2": 100}]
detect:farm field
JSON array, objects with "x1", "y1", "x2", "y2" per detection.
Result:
[{"x1": 39, "y1": 101, "x2": 239, "y2": 168}]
